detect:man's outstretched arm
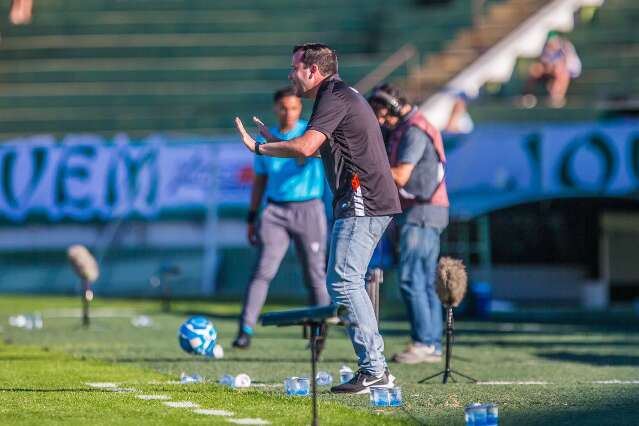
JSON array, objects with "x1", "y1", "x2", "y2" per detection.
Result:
[{"x1": 235, "y1": 117, "x2": 326, "y2": 158}]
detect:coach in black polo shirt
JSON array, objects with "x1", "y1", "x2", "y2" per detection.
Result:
[{"x1": 235, "y1": 43, "x2": 401, "y2": 394}]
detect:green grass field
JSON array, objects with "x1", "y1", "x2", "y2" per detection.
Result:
[{"x1": 1, "y1": 295, "x2": 638, "y2": 425}]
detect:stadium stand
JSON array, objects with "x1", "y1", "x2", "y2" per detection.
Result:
[
  {"x1": 468, "y1": 0, "x2": 639, "y2": 121},
  {"x1": 405, "y1": 0, "x2": 553, "y2": 99},
  {"x1": 0, "y1": 0, "x2": 502, "y2": 298},
  {"x1": 0, "y1": 0, "x2": 496, "y2": 140}
]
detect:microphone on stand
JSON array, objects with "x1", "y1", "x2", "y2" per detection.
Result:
[
  {"x1": 421, "y1": 256, "x2": 477, "y2": 384},
  {"x1": 67, "y1": 245, "x2": 99, "y2": 327}
]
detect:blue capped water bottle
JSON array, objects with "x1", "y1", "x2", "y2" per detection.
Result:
[{"x1": 339, "y1": 365, "x2": 354, "y2": 384}]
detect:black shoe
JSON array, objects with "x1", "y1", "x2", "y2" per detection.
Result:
[
  {"x1": 330, "y1": 369, "x2": 394, "y2": 394},
  {"x1": 232, "y1": 331, "x2": 251, "y2": 349}
]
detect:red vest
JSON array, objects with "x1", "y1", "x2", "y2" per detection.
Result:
[{"x1": 388, "y1": 111, "x2": 449, "y2": 209}]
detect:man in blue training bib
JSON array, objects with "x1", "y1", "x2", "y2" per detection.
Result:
[{"x1": 233, "y1": 87, "x2": 331, "y2": 349}]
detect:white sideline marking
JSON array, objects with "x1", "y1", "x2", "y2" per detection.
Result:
[
  {"x1": 86, "y1": 382, "x2": 119, "y2": 388},
  {"x1": 163, "y1": 401, "x2": 200, "y2": 408},
  {"x1": 591, "y1": 380, "x2": 639, "y2": 384},
  {"x1": 193, "y1": 409, "x2": 234, "y2": 416},
  {"x1": 137, "y1": 394, "x2": 171, "y2": 400},
  {"x1": 109, "y1": 387, "x2": 137, "y2": 393},
  {"x1": 227, "y1": 419, "x2": 270, "y2": 425},
  {"x1": 478, "y1": 381, "x2": 550, "y2": 385}
]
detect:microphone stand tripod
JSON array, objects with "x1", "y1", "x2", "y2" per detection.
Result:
[
  {"x1": 82, "y1": 279, "x2": 92, "y2": 327},
  {"x1": 419, "y1": 305, "x2": 476, "y2": 384}
]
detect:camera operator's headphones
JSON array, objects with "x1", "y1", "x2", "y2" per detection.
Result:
[{"x1": 368, "y1": 88, "x2": 403, "y2": 117}]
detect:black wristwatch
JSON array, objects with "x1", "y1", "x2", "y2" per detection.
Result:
[{"x1": 255, "y1": 141, "x2": 262, "y2": 155}]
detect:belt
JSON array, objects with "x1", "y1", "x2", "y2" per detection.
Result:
[{"x1": 267, "y1": 198, "x2": 320, "y2": 206}]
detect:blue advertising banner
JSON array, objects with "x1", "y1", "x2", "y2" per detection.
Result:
[
  {"x1": 0, "y1": 134, "x2": 253, "y2": 223},
  {"x1": 445, "y1": 121, "x2": 639, "y2": 218},
  {"x1": 1, "y1": 121, "x2": 638, "y2": 223}
]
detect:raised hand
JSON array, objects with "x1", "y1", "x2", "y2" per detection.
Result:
[{"x1": 235, "y1": 117, "x2": 256, "y2": 153}]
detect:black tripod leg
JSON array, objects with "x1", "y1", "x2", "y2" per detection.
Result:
[
  {"x1": 310, "y1": 323, "x2": 320, "y2": 426},
  {"x1": 82, "y1": 280, "x2": 90, "y2": 327},
  {"x1": 418, "y1": 307, "x2": 477, "y2": 384},
  {"x1": 451, "y1": 370, "x2": 477, "y2": 382},
  {"x1": 418, "y1": 371, "x2": 445, "y2": 383}
]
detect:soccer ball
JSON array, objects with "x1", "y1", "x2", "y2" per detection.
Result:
[{"x1": 178, "y1": 316, "x2": 217, "y2": 357}]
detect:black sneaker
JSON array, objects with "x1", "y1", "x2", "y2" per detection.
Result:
[
  {"x1": 330, "y1": 369, "x2": 394, "y2": 394},
  {"x1": 232, "y1": 331, "x2": 251, "y2": 349}
]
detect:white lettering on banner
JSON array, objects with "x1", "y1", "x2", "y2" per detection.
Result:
[{"x1": 0, "y1": 134, "x2": 221, "y2": 222}]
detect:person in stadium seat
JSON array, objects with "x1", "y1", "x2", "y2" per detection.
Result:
[
  {"x1": 369, "y1": 84, "x2": 449, "y2": 364},
  {"x1": 232, "y1": 87, "x2": 331, "y2": 350},
  {"x1": 235, "y1": 43, "x2": 401, "y2": 394},
  {"x1": 521, "y1": 31, "x2": 582, "y2": 108}
]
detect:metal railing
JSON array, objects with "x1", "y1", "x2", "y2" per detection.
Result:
[{"x1": 354, "y1": 43, "x2": 419, "y2": 94}]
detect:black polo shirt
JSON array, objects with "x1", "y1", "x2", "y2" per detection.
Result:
[{"x1": 307, "y1": 76, "x2": 401, "y2": 219}]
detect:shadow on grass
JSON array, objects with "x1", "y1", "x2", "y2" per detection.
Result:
[
  {"x1": 459, "y1": 340, "x2": 639, "y2": 348},
  {"x1": 504, "y1": 390, "x2": 639, "y2": 426},
  {"x1": 536, "y1": 352, "x2": 639, "y2": 367},
  {"x1": 379, "y1": 327, "x2": 584, "y2": 338}
]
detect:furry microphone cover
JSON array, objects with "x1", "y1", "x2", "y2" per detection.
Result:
[
  {"x1": 436, "y1": 257, "x2": 467, "y2": 307},
  {"x1": 67, "y1": 244, "x2": 100, "y2": 284}
]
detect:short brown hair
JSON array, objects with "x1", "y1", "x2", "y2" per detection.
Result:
[
  {"x1": 292, "y1": 43, "x2": 338, "y2": 76},
  {"x1": 273, "y1": 86, "x2": 298, "y2": 103}
]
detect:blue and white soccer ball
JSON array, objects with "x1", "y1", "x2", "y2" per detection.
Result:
[{"x1": 178, "y1": 316, "x2": 218, "y2": 357}]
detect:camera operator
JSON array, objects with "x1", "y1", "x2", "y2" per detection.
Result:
[{"x1": 369, "y1": 84, "x2": 449, "y2": 364}]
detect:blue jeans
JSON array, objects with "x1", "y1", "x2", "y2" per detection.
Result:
[
  {"x1": 326, "y1": 216, "x2": 392, "y2": 376},
  {"x1": 399, "y1": 224, "x2": 443, "y2": 351}
]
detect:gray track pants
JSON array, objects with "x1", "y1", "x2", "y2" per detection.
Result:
[{"x1": 240, "y1": 198, "x2": 331, "y2": 331}]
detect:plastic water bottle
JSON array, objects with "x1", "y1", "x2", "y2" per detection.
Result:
[
  {"x1": 212, "y1": 344, "x2": 224, "y2": 359},
  {"x1": 9, "y1": 314, "x2": 27, "y2": 328},
  {"x1": 315, "y1": 371, "x2": 333, "y2": 386},
  {"x1": 233, "y1": 373, "x2": 251, "y2": 388},
  {"x1": 485, "y1": 403, "x2": 499, "y2": 425},
  {"x1": 24, "y1": 315, "x2": 34, "y2": 330},
  {"x1": 465, "y1": 403, "x2": 497, "y2": 426},
  {"x1": 219, "y1": 374, "x2": 235, "y2": 386},
  {"x1": 285, "y1": 377, "x2": 310, "y2": 396},
  {"x1": 131, "y1": 315, "x2": 153, "y2": 327},
  {"x1": 218, "y1": 374, "x2": 251, "y2": 388},
  {"x1": 339, "y1": 365, "x2": 354, "y2": 384},
  {"x1": 369, "y1": 386, "x2": 390, "y2": 407},
  {"x1": 180, "y1": 372, "x2": 203, "y2": 384},
  {"x1": 389, "y1": 387, "x2": 402, "y2": 406},
  {"x1": 33, "y1": 313, "x2": 43, "y2": 329}
]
